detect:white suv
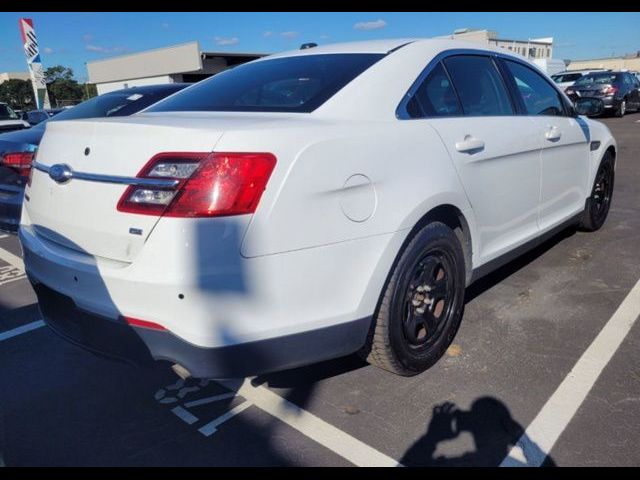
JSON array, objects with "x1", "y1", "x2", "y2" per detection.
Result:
[{"x1": 20, "y1": 39, "x2": 616, "y2": 378}]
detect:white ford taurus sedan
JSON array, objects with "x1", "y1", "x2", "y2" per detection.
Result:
[{"x1": 19, "y1": 39, "x2": 616, "y2": 378}]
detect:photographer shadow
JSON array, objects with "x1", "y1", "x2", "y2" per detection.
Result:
[{"x1": 401, "y1": 397, "x2": 556, "y2": 467}]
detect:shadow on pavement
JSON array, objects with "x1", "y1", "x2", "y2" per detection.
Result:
[{"x1": 401, "y1": 397, "x2": 555, "y2": 467}]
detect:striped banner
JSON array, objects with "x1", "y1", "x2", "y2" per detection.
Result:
[{"x1": 19, "y1": 18, "x2": 51, "y2": 110}]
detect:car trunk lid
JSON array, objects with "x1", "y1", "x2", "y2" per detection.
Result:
[{"x1": 24, "y1": 116, "x2": 225, "y2": 263}]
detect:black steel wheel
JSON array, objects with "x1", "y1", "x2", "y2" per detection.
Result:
[
  {"x1": 363, "y1": 222, "x2": 466, "y2": 376},
  {"x1": 580, "y1": 152, "x2": 615, "y2": 232},
  {"x1": 401, "y1": 249, "x2": 456, "y2": 350}
]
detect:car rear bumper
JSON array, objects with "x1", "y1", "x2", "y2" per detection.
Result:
[
  {"x1": 600, "y1": 97, "x2": 620, "y2": 109},
  {"x1": 31, "y1": 279, "x2": 371, "y2": 378},
  {"x1": 20, "y1": 219, "x2": 392, "y2": 377}
]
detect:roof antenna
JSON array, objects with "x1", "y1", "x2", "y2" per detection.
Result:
[{"x1": 300, "y1": 43, "x2": 317, "y2": 50}]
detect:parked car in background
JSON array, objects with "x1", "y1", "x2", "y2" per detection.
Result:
[
  {"x1": 551, "y1": 69, "x2": 608, "y2": 91},
  {"x1": 0, "y1": 103, "x2": 30, "y2": 133},
  {"x1": 20, "y1": 39, "x2": 616, "y2": 379},
  {"x1": 46, "y1": 108, "x2": 65, "y2": 117},
  {"x1": 0, "y1": 83, "x2": 190, "y2": 231},
  {"x1": 22, "y1": 108, "x2": 67, "y2": 126},
  {"x1": 22, "y1": 110, "x2": 50, "y2": 126},
  {"x1": 565, "y1": 71, "x2": 640, "y2": 117}
]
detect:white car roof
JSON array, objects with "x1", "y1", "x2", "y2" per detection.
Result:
[
  {"x1": 263, "y1": 38, "x2": 518, "y2": 60},
  {"x1": 264, "y1": 38, "x2": 419, "y2": 59}
]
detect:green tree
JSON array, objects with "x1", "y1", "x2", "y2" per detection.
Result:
[
  {"x1": 44, "y1": 65, "x2": 84, "y2": 107},
  {"x1": 0, "y1": 79, "x2": 35, "y2": 110},
  {"x1": 44, "y1": 65, "x2": 74, "y2": 83},
  {"x1": 82, "y1": 83, "x2": 98, "y2": 101}
]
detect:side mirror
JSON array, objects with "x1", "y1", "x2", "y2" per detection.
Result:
[{"x1": 574, "y1": 98, "x2": 604, "y2": 117}]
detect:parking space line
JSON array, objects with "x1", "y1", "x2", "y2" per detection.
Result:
[
  {"x1": 0, "y1": 246, "x2": 24, "y2": 271},
  {"x1": 220, "y1": 378, "x2": 403, "y2": 467},
  {"x1": 0, "y1": 320, "x2": 45, "y2": 342},
  {"x1": 0, "y1": 234, "x2": 9, "y2": 239},
  {"x1": 198, "y1": 401, "x2": 252, "y2": 437},
  {"x1": 0, "y1": 273, "x2": 27, "y2": 287},
  {"x1": 501, "y1": 277, "x2": 640, "y2": 467},
  {"x1": 171, "y1": 406, "x2": 199, "y2": 425},
  {"x1": 184, "y1": 392, "x2": 236, "y2": 408}
]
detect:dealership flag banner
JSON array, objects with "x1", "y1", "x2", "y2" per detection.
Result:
[{"x1": 19, "y1": 18, "x2": 51, "y2": 110}]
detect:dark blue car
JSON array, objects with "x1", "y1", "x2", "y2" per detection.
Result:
[{"x1": 0, "y1": 83, "x2": 190, "y2": 231}]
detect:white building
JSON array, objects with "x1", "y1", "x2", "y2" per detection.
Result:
[
  {"x1": 87, "y1": 41, "x2": 265, "y2": 94},
  {"x1": 0, "y1": 71, "x2": 31, "y2": 85},
  {"x1": 438, "y1": 29, "x2": 554, "y2": 60}
]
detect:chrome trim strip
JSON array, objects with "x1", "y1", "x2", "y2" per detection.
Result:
[{"x1": 33, "y1": 162, "x2": 180, "y2": 188}]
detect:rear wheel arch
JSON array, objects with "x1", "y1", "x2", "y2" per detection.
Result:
[
  {"x1": 410, "y1": 205, "x2": 473, "y2": 286},
  {"x1": 605, "y1": 145, "x2": 616, "y2": 165}
]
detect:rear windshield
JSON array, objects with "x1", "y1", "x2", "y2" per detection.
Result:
[
  {"x1": 0, "y1": 104, "x2": 19, "y2": 121},
  {"x1": 551, "y1": 73, "x2": 582, "y2": 83},
  {"x1": 147, "y1": 53, "x2": 385, "y2": 113},
  {"x1": 574, "y1": 73, "x2": 619, "y2": 86}
]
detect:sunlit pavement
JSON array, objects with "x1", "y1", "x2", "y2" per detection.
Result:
[{"x1": 1, "y1": 113, "x2": 639, "y2": 466}]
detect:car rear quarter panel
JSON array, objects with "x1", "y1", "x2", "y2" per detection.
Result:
[{"x1": 214, "y1": 120, "x2": 473, "y2": 259}]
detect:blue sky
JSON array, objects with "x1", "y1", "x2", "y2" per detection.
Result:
[{"x1": 1, "y1": 12, "x2": 639, "y2": 81}]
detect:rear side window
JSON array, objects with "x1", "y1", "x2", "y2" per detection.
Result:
[
  {"x1": 443, "y1": 55, "x2": 514, "y2": 116},
  {"x1": 406, "y1": 62, "x2": 461, "y2": 117},
  {"x1": 147, "y1": 54, "x2": 384, "y2": 113},
  {"x1": 503, "y1": 60, "x2": 566, "y2": 116}
]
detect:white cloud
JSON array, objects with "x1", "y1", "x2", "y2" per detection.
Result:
[
  {"x1": 85, "y1": 44, "x2": 128, "y2": 54},
  {"x1": 82, "y1": 34, "x2": 93, "y2": 42},
  {"x1": 161, "y1": 22, "x2": 170, "y2": 29},
  {"x1": 263, "y1": 31, "x2": 274, "y2": 38},
  {"x1": 354, "y1": 19, "x2": 387, "y2": 31},
  {"x1": 85, "y1": 44, "x2": 104, "y2": 52},
  {"x1": 214, "y1": 36, "x2": 240, "y2": 46},
  {"x1": 43, "y1": 47, "x2": 54, "y2": 54},
  {"x1": 280, "y1": 31, "x2": 299, "y2": 39}
]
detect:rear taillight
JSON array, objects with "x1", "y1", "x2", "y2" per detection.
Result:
[
  {"x1": 117, "y1": 152, "x2": 277, "y2": 218},
  {"x1": 123, "y1": 316, "x2": 167, "y2": 331},
  {"x1": 602, "y1": 86, "x2": 618, "y2": 96},
  {"x1": 1, "y1": 151, "x2": 34, "y2": 178}
]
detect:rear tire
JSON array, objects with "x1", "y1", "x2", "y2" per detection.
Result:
[
  {"x1": 579, "y1": 151, "x2": 615, "y2": 232},
  {"x1": 362, "y1": 222, "x2": 466, "y2": 376},
  {"x1": 614, "y1": 99, "x2": 626, "y2": 117}
]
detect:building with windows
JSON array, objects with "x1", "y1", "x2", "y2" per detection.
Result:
[
  {"x1": 86, "y1": 41, "x2": 265, "y2": 94},
  {"x1": 437, "y1": 29, "x2": 554, "y2": 60}
]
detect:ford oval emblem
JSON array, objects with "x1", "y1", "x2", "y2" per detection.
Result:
[{"x1": 49, "y1": 164, "x2": 73, "y2": 184}]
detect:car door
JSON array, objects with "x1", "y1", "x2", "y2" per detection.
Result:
[
  {"x1": 405, "y1": 54, "x2": 541, "y2": 264},
  {"x1": 500, "y1": 59, "x2": 590, "y2": 232}
]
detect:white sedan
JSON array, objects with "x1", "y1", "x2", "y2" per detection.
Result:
[{"x1": 20, "y1": 38, "x2": 616, "y2": 378}]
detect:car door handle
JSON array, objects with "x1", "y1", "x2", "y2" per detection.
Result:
[
  {"x1": 455, "y1": 135, "x2": 485, "y2": 153},
  {"x1": 545, "y1": 126, "x2": 562, "y2": 142}
]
